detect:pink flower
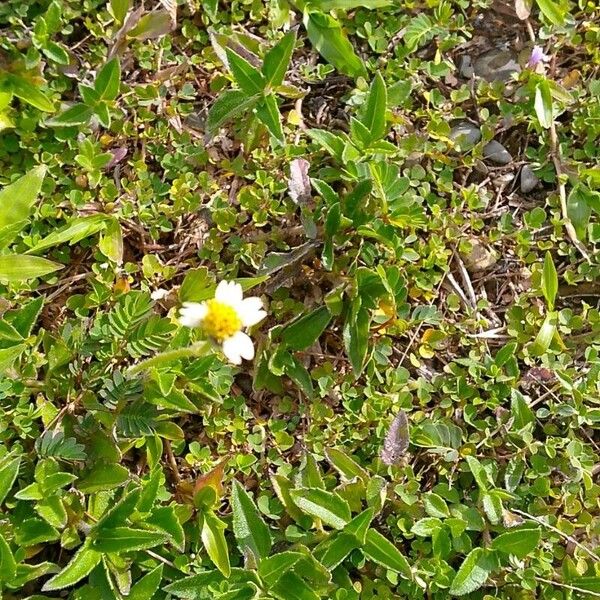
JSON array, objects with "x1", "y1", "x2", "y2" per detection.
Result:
[{"x1": 527, "y1": 46, "x2": 549, "y2": 69}]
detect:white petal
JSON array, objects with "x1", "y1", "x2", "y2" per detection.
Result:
[
  {"x1": 179, "y1": 302, "x2": 207, "y2": 328},
  {"x1": 222, "y1": 331, "x2": 254, "y2": 364},
  {"x1": 215, "y1": 280, "x2": 243, "y2": 304},
  {"x1": 238, "y1": 297, "x2": 267, "y2": 327}
]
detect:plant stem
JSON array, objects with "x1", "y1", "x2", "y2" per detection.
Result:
[{"x1": 126, "y1": 341, "x2": 212, "y2": 376}]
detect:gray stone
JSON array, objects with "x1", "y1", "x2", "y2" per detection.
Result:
[
  {"x1": 459, "y1": 55, "x2": 474, "y2": 78},
  {"x1": 473, "y1": 49, "x2": 521, "y2": 82},
  {"x1": 520, "y1": 165, "x2": 539, "y2": 193},
  {"x1": 483, "y1": 140, "x2": 512, "y2": 165},
  {"x1": 449, "y1": 122, "x2": 481, "y2": 150}
]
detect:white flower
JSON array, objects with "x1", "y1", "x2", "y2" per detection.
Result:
[{"x1": 179, "y1": 280, "x2": 266, "y2": 365}]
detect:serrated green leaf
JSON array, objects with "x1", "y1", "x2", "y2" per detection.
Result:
[
  {"x1": 94, "y1": 58, "x2": 121, "y2": 101},
  {"x1": 0, "y1": 255, "x2": 63, "y2": 282},
  {"x1": 201, "y1": 511, "x2": 230, "y2": 577},
  {"x1": 289, "y1": 487, "x2": 351, "y2": 529},
  {"x1": 449, "y1": 548, "x2": 496, "y2": 596},
  {"x1": 91, "y1": 527, "x2": 168, "y2": 553},
  {"x1": 491, "y1": 528, "x2": 541, "y2": 558},
  {"x1": 263, "y1": 30, "x2": 296, "y2": 87},
  {"x1": 0, "y1": 165, "x2": 46, "y2": 232},
  {"x1": 26, "y1": 214, "x2": 108, "y2": 254},
  {"x1": 47, "y1": 103, "x2": 93, "y2": 126},
  {"x1": 281, "y1": 306, "x2": 331, "y2": 350},
  {"x1": 303, "y1": 10, "x2": 366, "y2": 78},
  {"x1": 7, "y1": 75, "x2": 54, "y2": 112},
  {"x1": 363, "y1": 528, "x2": 412, "y2": 577},
  {"x1": 0, "y1": 532, "x2": 16, "y2": 583},
  {"x1": 359, "y1": 72, "x2": 387, "y2": 142},
  {"x1": 206, "y1": 89, "x2": 259, "y2": 135},
  {"x1": 255, "y1": 93, "x2": 284, "y2": 143},
  {"x1": 232, "y1": 480, "x2": 272, "y2": 561},
  {"x1": 128, "y1": 564, "x2": 164, "y2": 600},
  {"x1": 0, "y1": 456, "x2": 20, "y2": 505},
  {"x1": 535, "y1": 0, "x2": 566, "y2": 24},
  {"x1": 226, "y1": 48, "x2": 265, "y2": 95},
  {"x1": 41, "y1": 542, "x2": 101, "y2": 591}
]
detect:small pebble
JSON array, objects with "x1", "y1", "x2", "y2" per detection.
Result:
[
  {"x1": 520, "y1": 165, "x2": 539, "y2": 193},
  {"x1": 449, "y1": 122, "x2": 481, "y2": 150},
  {"x1": 473, "y1": 49, "x2": 521, "y2": 82},
  {"x1": 459, "y1": 55, "x2": 474, "y2": 78},
  {"x1": 483, "y1": 140, "x2": 512, "y2": 165}
]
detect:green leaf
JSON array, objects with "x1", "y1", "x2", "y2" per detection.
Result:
[
  {"x1": 43, "y1": 42, "x2": 70, "y2": 65},
  {"x1": 534, "y1": 80, "x2": 553, "y2": 129},
  {"x1": 47, "y1": 103, "x2": 93, "y2": 126},
  {"x1": 98, "y1": 217, "x2": 124, "y2": 265},
  {"x1": 424, "y1": 493, "x2": 450, "y2": 518},
  {"x1": 0, "y1": 165, "x2": 46, "y2": 231},
  {"x1": 94, "y1": 58, "x2": 121, "y2": 101},
  {"x1": 0, "y1": 532, "x2": 16, "y2": 583},
  {"x1": 128, "y1": 565, "x2": 164, "y2": 600},
  {"x1": 290, "y1": 488, "x2": 351, "y2": 529},
  {"x1": 0, "y1": 255, "x2": 63, "y2": 282},
  {"x1": 510, "y1": 390, "x2": 535, "y2": 429},
  {"x1": 42, "y1": 542, "x2": 102, "y2": 591},
  {"x1": 535, "y1": 0, "x2": 566, "y2": 24},
  {"x1": 26, "y1": 214, "x2": 108, "y2": 254},
  {"x1": 255, "y1": 94, "x2": 284, "y2": 143},
  {"x1": 259, "y1": 551, "x2": 304, "y2": 585},
  {"x1": 77, "y1": 463, "x2": 129, "y2": 493},
  {"x1": 0, "y1": 456, "x2": 20, "y2": 505},
  {"x1": 325, "y1": 448, "x2": 369, "y2": 482},
  {"x1": 541, "y1": 252, "x2": 558, "y2": 310},
  {"x1": 201, "y1": 511, "x2": 231, "y2": 577},
  {"x1": 306, "y1": 129, "x2": 346, "y2": 159},
  {"x1": 482, "y1": 492, "x2": 503, "y2": 525},
  {"x1": 0, "y1": 344, "x2": 27, "y2": 373},
  {"x1": 567, "y1": 186, "x2": 592, "y2": 241},
  {"x1": 343, "y1": 303, "x2": 370, "y2": 376},
  {"x1": 270, "y1": 571, "x2": 320, "y2": 600},
  {"x1": 92, "y1": 527, "x2": 168, "y2": 553},
  {"x1": 7, "y1": 75, "x2": 54, "y2": 112},
  {"x1": 316, "y1": 0, "x2": 391, "y2": 7},
  {"x1": 363, "y1": 529, "x2": 412, "y2": 577},
  {"x1": 303, "y1": 10, "x2": 366, "y2": 78},
  {"x1": 226, "y1": 48, "x2": 265, "y2": 95},
  {"x1": 206, "y1": 89, "x2": 259, "y2": 135},
  {"x1": 530, "y1": 311, "x2": 557, "y2": 355},
  {"x1": 128, "y1": 10, "x2": 173, "y2": 40},
  {"x1": 504, "y1": 457, "x2": 526, "y2": 492},
  {"x1": 9, "y1": 295, "x2": 44, "y2": 337},
  {"x1": 232, "y1": 480, "x2": 272, "y2": 561},
  {"x1": 146, "y1": 506, "x2": 185, "y2": 552},
  {"x1": 109, "y1": 0, "x2": 130, "y2": 23},
  {"x1": 359, "y1": 72, "x2": 387, "y2": 142},
  {"x1": 263, "y1": 30, "x2": 296, "y2": 87},
  {"x1": 281, "y1": 306, "x2": 331, "y2": 350},
  {"x1": 449, "y1": 548, "x2": 496, "y2": 596},
  {"x1": 491, "y1": 528, "x2": 541, "y2": 559},
  {"x1": 404, "y1": 14, "x2": 437, "y2": 51}
]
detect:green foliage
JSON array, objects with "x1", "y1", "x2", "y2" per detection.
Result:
[{"x1": 0, "y1": 0, "x2": 599, "y2": 597}]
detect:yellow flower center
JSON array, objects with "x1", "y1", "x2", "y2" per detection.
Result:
[{"x1": 202, "y1": 299, "x2": 242, "y2": 341}]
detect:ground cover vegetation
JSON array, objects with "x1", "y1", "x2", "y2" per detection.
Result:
[{"x1": 1, "y1": 0, "x2": 600, "y2": 597}]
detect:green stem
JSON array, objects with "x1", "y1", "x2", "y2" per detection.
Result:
[{"x1": 126, "y1": 341, "x2": 212, "y2": 376}]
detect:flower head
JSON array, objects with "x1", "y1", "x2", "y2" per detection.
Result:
[
  {"x1": 179, "y1": 280, "x2": 266, "y2": 365},
  {"x1": 527, "y1": 45, "x2": 549, "y2": 69}
]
